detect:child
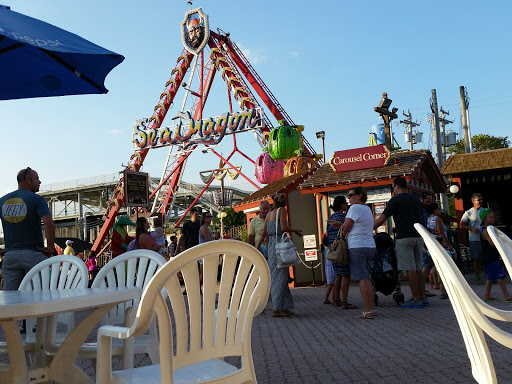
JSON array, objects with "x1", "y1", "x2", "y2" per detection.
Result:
[
  {"x1": 427, "y1": 237, "x2": 450, "y2": 299},
  {"x1": 479, "y1": 209, "x2": 512, "y2": 302},
  {"x1": 86, "y1": 250, "x2": 99, "y2": 288},
  {"x1": 151, "y1": 217, "x2": 165, "y2": 247},
  {"x1": 322, "y1": 233, "x2": 335, "y2": 304},
  {"x1": 168, "y1": 235, "x2": 178, "y2": 258}
]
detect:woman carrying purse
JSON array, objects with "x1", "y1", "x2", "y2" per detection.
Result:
[{"x1": 257, "y1": 193, "x2": 303, "y2": 318}]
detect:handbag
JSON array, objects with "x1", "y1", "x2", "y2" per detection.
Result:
[
  {"x1": 327, "y1": 227, "x2": 349, "y2": 265},
  {"x1": 274, "y1": 208, "x2": 300, "y2": 268}
]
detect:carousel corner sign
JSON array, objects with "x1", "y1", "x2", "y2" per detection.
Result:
[{"x1": 329, "y1": 145, "x2": 390, "y2": 173}]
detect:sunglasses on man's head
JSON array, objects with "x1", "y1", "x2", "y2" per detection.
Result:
[{"x1": 23, "y1": 167, "x2": 31, "y2": 181}]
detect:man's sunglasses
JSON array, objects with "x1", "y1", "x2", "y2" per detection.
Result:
[{"x1": 22, "y1": 167, "x2": 31, "y2": 181}]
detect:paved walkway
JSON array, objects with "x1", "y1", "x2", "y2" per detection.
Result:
[{"x1": 3, "y1": 279, "x2": 512, "y2": 383}]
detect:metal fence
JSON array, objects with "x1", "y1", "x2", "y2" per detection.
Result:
[
  {"x1": 40, "y1": 173, "x2": 120, "y2": 192},
  {"x1": 225, "y1": 225, "x2": 248, "y2": 241}
]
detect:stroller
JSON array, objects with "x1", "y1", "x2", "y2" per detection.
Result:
[{"x1": 371, "y1": 232, "x2": 404, "y2": 305}]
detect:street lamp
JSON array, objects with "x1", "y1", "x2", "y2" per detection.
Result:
[{"x1": 316, "y1": 131, "x2": 325, "y2": 163}]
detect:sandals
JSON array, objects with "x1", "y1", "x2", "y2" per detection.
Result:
[
  {"x1": 323, "y1": 299, "x2": 332, "y2": 304},
  {"x1": 484, "y1": 295, "x2": 499, "y2": 302},
  {"x1": 341, "y1": 302, "x2": 357, "y2": 310},
  {"x1": 355, "y1": 311, "x2": 375, "y2": 319},
  {"x1": 333, "y1": 300, "x2": 357, "y2": 309},
  {"x1": 272, "y1": 310, "x2": 291, "y2": 317}
]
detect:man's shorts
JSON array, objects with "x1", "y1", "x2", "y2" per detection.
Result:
[
  {"x1": 349, "y1": 247, "x2": 375, "y2": 281},
  {"x1": 2, "y1": 249, "x2": 47, "y2": 290},
  {"x1": 395, "y1": 237, "x2": 423, "y2": 271},
  {"x1": 469, "y1": 241, "x2": 483, "y2": 261},
  {"x1": 486, "y1": 261, "x2": 506, "y2": 281}
]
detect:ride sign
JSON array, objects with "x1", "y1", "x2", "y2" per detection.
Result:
[
  {"x1": 124, "y1": 171, "x2": 149, "y2": 208},
  {"x1": 133, "y1": 108, "x2": 263, "y2": 151},
  {"x1": 329, "y1": 145, "x2": 390, "y2": 172}
]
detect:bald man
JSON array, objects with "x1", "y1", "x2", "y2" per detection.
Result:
[
  {"x1": 0, "y1": 167, "x2": 55, "y2": 290},
  {"x1": 248, "y1": 201, "x2": 270, "y2": 253}
]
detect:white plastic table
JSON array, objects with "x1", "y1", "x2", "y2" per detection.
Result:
[{"x1": 0, "y1": 287, "x2": 141, "y2": 384}]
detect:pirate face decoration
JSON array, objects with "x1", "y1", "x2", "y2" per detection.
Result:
[{"x1": 181, "y1": 8, "x2": 209, "y2": 55}]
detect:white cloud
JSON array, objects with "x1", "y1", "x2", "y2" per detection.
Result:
[{"x1": 237, "y1": 43, "x2": 266, "y2": 64}]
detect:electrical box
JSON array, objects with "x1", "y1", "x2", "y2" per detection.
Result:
[{"x1": 446, "y1": 130, "x2": 457, "y2": 146}]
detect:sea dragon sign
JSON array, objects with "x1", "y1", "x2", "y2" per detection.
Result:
[
  {"x1": 329, "y1": 145, "x2": 390, "y2": 172},
  {"x1": 133, "y1": 108, "x2": 263, "y2": 151}
]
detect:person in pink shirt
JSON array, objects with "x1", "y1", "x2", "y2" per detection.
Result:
[{"x1": 86, "y1": 250, "x2": 99, "y2": 287}]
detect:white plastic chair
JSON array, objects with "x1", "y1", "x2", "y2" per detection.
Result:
[
  {"x1": 487, "y1": 226, "x2": 512, "y2": 276},
  {"x1": 415, "y1": 223, "x2": 512, "y2": 384},
  {"x1": 76, "y1": 249, "x2": 167, "y2": 367},
  {"x1": 96, "y1": 240, "x2": 270, "y2": 384},
  {"x1": 0, "y1": 255, "x2": 88, "y2": 367}
]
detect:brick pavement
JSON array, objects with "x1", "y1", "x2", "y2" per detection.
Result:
[{"x1": 3, "y1": 279, "x2": 512, "y2": 383}]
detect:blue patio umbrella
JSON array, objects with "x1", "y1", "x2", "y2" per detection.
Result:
[{"x1": 0, "y1": 5, "x2": 124, "y2": 100}]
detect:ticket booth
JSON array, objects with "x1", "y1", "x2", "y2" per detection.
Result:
[
  {"x1": 233, "y1": 169, "x2": 318, "y2": 287},
  {"x1": 298, "y1": 146, "x2": 446, "y2": 281}
]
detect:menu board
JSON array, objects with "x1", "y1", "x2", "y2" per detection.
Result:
[{"x1": 124, "y1": 171, "x2": 149, "y2": 208}]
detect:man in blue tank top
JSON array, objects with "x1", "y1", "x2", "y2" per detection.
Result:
[{"x1": 0, "y1": 168, "x2": 55, "y2": 290}]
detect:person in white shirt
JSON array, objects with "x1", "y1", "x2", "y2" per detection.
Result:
[
  {"x1": 248, "y1": 201, "x2": 270, "y2": 254},
  {"x1": 342, "y1": 186, "x2": 376, "y2": 319},
  {"x1": 460, "y1": 193, "x2": 484, "y2": 284}
]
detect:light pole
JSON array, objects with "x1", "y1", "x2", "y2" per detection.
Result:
[
  {"x1": 316, "y1": 131, "x2": 325, "y2": 163},
  {"x1": 200, "y1": 166, "x2": 238, "y2": 238},
  {"x1": 374, "y1": 92, "x2": 398, "y2": 151}
]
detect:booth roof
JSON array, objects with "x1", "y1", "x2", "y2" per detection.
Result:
[
  {"x1": 299, "y1": 149, "x2": 445, "y2": 192},
  {"x1": 441, "y1": 147, "x2": 512, "y2": 175},
  {"x1": 234, "y1": 169, "x2": 313, "y2": 206}
]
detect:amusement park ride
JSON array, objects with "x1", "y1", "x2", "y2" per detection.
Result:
[{"x1": 91, "y1": 7, "x2": 320, "y2": 254}]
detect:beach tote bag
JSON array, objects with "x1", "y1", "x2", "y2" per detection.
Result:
[
  {"x1": 274, "y1": 208, "x2": 300, "y2": 268},
  {"x1": 327, "y1": 227, "x2": 349, "y2": 265}
]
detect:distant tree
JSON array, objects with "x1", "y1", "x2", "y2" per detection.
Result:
[
  {"x1": 210, "y1": 207, "x2": 246, "y2": 229},
  {"x1": 224, "y1": 207, "x2": 246, "y2": 227},
  {"x1": 448, "y1": 133, "x2": 510, "y2": 155}
]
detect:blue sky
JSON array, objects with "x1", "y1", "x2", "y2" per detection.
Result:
[{"x1": 1, "y1": 0, "x2": 511, "y2": 198}]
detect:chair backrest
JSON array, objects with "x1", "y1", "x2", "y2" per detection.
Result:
[
  {"x1": 19, "y1": 255, "x2": 88, "y2": 291},
  {"x1": 19, "y1": 255, "x2": 88, "y2": 343},
  {"x1": 91, "y1": 249, "x2": 167, "y2": 326},
  {"x1": 128, "y1": 240, "x2": 270, "y2": 384},
  {"x1": 487, "y1": 226, "x2": 512, "y2": 276},
  {"x1": 415, "y1": 223, "x2": 512, "y2": 384}
]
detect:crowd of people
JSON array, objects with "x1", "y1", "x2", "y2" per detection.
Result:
[{"x1": 1, "y1": 168, "x2": 510, "y2": 324}]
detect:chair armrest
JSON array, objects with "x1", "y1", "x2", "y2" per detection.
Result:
[
  {"x1": 473, "y1": 300, "x2": 512, "y2": 322},
  {"x1": 97, "y1": 325, "x2": 132, "y2": 384},
  {"x1": 98, "y1": 325, "x2": 132, "y2": 340}
]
